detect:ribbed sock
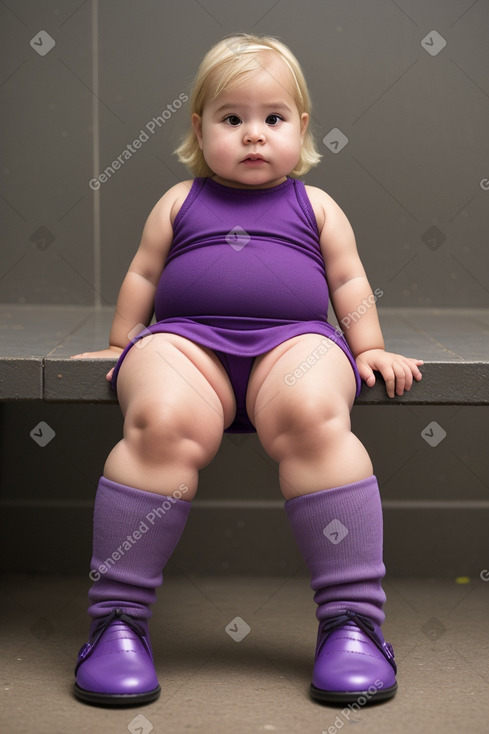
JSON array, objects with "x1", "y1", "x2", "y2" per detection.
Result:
[
  {"x1": 87, "y1": 476, "x2": 191, "y2": 624},
  {"x1": 285, "y1": 475, "x2": 386, "y2": 626}
]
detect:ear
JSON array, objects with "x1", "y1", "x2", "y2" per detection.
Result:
[
  {"x1": 300, "y1": 112, "x2": 309, "y2": 142},
  {"x1": 192, "y1": 113, "x2": 203, "y2": 150}
]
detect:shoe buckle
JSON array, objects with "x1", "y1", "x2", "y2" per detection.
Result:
[
  {"x1": 74, "y1": 642, "x2": 93, "y2": 674},
  {"x1": 382, "y1": 640, "x2": 397, "y2": 673},
  {"x1": 77, "y1": 642, "x2": 92, "y2": 661}
]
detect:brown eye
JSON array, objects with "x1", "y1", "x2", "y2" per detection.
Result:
[
  {"x1": 266, "y1": 114, "x2": 283, "y2": 125},
  {"x1": 224, "y1": 115, "x2": 241, "y2": 126}
]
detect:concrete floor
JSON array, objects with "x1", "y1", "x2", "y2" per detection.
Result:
[{"x1": 1, "y1": 573, "x2": 489, "y2": 734}]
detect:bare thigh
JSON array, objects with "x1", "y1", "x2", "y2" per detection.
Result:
[
  {"x1": 103, "y1": 334, "x2": 236, "y2": 494},
  {"x1": 246, "y1": 333, "x2": 356, "y2": 438},
  {"x1": 117, "y1": 333, "x2": 236, "y2": 427},
  {"x1": 245, "y1": 334, "x2": 370, "y2": 496}
]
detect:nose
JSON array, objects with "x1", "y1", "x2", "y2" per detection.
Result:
[{"x1": 243, "y1": 124, "x2": 265, "y2": 144}]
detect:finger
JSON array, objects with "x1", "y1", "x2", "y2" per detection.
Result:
[
  {"x1": 382, "y1": 367, "x2": 396, "y2": 398},
  {"x1": 356, "y1": 361, "x2": 376, "y2": 387},
  {"x1": 106, "y1": 368, "x2": 115, "y2": 381},
  {"x1": 393, "y1": 361, "x2": 409, "y2": 396},
  {"x1": 413, "y1": 362, "x2": 424, "y2": 381},
  {"x1": 401, "y1": 362, "x2": 414, "y2": 392},
  {"x1": 403, "y1": 358, "x2": 423, "y2": 382},
  {"x1": 407, "y1": 357, "x2": 424, "y2": 372}
]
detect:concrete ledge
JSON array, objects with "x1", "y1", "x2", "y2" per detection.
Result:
[
  {"x1": 0, "y1": 357, "x2": 43, "y2": 400},
  {"x1": 41, "y1": 358, "x2": 489, "y2": 405},
  {"x1": 44, "y1": 358, "x2": 115, "y2": 403},
  {"x1": 1, "y1": 305, "x2": 489, "y2": 406}
]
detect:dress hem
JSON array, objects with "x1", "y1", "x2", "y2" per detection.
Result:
[{"x1": 110, "y1": 316, "x2": 362, "y2": 401}]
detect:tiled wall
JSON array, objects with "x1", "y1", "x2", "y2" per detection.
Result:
[
  {"x1": 1, "y1": 1, "x2": 488, "y2": 576},
  {"x1": 1, "y1": 0, "x2": 488, "y2": 306}
]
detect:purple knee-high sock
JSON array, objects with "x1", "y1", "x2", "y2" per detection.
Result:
[
  {"x1": 87, "y1": 476, "x2": 191, "y2": 625},
  {"x1": 285, "y1": 475, "x2": 386, "y2": 626}
]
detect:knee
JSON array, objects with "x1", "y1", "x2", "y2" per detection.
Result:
[
  {"x1": 125, "y1": 396, "x2": 222, "y2": 467},
  {"x1": 257, "y1": 392, "x2": 350, "y2": 461}
]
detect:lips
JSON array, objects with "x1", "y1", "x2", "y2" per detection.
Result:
[{"x1": 242, "y1": 154, "x2": 266, "y2": 162}]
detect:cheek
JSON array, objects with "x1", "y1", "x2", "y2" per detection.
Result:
[
  {"x1": 206, "y1": 134, "x2": 233, "y2": 160},
  {"x1": 276, "y1": 133, "x2": 300, "y2": 160}
]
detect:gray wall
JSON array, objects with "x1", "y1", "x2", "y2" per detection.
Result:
[
  {"x1": 1, "y1": 1, "x2": 488, "y2": 576},
  {"x1": 1, "y1": 0, "x2": 488, "y2": 306}
]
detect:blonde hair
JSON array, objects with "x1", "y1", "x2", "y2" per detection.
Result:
[{"x1": 174, "y1": 33, "x2": 322, "y2": 177}]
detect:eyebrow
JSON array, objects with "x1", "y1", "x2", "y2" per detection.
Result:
[{"x1": 214, "y1": 102, "x2": 293, "y2": 114}]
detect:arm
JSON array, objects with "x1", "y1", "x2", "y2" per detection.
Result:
[
  {"x1": 71, "y1": 180, "x2": 192, "y2": 371},
  {"x1": 307, "y1": 186, "x2": 423, "y2": 397}
]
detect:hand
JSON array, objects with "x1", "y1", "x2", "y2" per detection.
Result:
[
  {"x1": 70, "y1": 346, "x2": 123, "y2": 381},
  {"x1": 356, "y1": 348, "x2": 423, "y2": 398}
]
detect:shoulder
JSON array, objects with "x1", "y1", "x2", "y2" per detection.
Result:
[
  {"x1": 149, "y1": 179, "x2": 195, "y2": 227},
  {"x1": 304, "y1": 184, "x2": 349, "y2": 235}
]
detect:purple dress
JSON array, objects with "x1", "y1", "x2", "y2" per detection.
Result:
[{"x1": 111, "y1": 177, "x2": 361, "y2": 432}]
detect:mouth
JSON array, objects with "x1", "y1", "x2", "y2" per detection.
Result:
[{"x1": 241, "y1": 154, "x2": 266, "y2": 164}]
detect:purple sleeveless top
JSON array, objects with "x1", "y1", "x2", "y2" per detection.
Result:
[
  {"x1": 111, "y1": 177, "x2": 361, "y2": 401},
  {"x1": 155, "y1": 176, "x2": 329, "y2": 322}
]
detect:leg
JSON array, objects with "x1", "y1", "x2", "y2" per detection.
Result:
[
  {"x1": 105, "y1": 333, "x2": 236, "y2": 497},
  {"x1": 75, "y1": 335, "x2": 236, "y2": 705},
  {"x1": 246, "y1": 335, "x2": 397, "y2": 703},
  {"x1": 246, "y1": 333, "x2": 372, "y2": 498},
  {"x1": 87, "y1": 333, "x2": 235, "y2": 619}
]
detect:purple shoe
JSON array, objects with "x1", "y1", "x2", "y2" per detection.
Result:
[
  {"x1": 74, "y1": 609, "x2": 161, "y2": 706},
  {"x1": 311, "y1": 611, "x2": 397, "y2": 704}
]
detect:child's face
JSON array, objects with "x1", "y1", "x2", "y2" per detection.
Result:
[{"x1": 192, "y1": 56, "x2": 309, "y2": 188}]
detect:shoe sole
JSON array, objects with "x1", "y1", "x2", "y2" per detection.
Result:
[
  {"x1": 74, "y1": 683, "x2": 161, "y2": 706},
  {"x1": 310, "y1": 682, "x2": 398, "y2": 705}
]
